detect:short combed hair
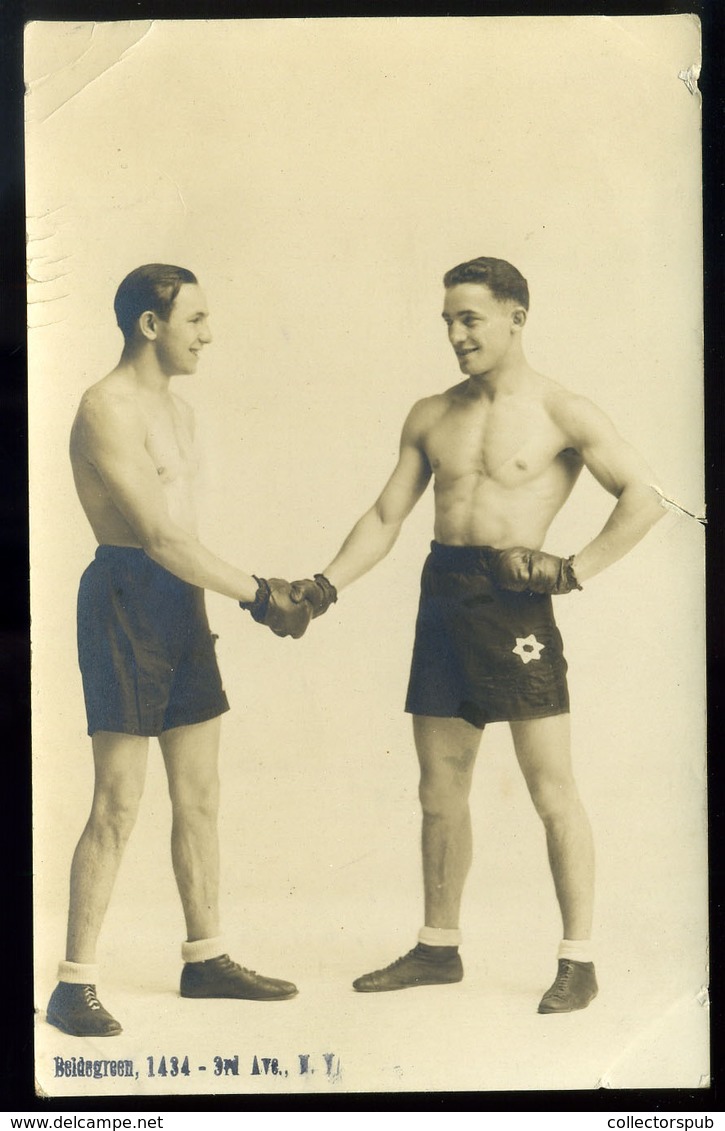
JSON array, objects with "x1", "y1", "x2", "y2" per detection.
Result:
[
  {"x1": 114, "y1": 263, "x2": 198, "y2": 340},
  {"x1": 443, "y1": 257, "x2": 529, "y2": 311}
]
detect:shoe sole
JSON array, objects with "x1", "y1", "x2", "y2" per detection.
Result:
[
  {"x1": 47, "y1": 1010, "x2": 122, "y2": 1037},
  {"x1": 537, "y1": 990, "x2": 598, "y2": 1014},
  {"x1": 353, "y1": 976, "x2": 464, "y2": 993},
  {"x1": 180, "y1": 988, "x2": 298, "y2": 1001}
]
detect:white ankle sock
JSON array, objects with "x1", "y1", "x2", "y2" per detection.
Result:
[
  {"x1": 557, "y1": 938, "x2": 593, "y2": 963},
  {"x1": 57, "y1": 960, "x2": 99, "y2": 985},
  {"x1": 418, "y1": 926, "x2": 462, "y2": 947},
  {"x1": 181, "y1": 936, "x2": 225, "y2": 964}
]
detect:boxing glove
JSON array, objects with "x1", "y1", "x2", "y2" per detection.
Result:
[
  {"x1": 491, "y1": 548, "x2": 582, "y2": 595},
  {"x1": 289, "y1": 573, "x2": 338, "y2": 618},
  {"x1": 240, "y1": 577, "x2": 313, "y2": 638}
]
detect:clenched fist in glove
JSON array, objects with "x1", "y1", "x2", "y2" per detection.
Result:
[
  {"x1": 289, "y1": 573, "x2": 338, "y2": 618},
  {"x1": 240, "y1": 577, "x2": 313, "y2": 638},
  {"x1": 491, "y1": 548, "x2": 582, "y2": 595}
]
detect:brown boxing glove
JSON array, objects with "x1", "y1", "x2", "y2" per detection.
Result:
[
  {"x1": 288, "y1": 573, "x2": 338, "y2": 618},
  {"x1": 491, "y1": 548, "x2": 582, "y2": 595},
  {"x1": 240, "y1": 577, "x2": 313, "y2": 638}
]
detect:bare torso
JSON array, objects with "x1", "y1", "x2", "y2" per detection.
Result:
[
  {"x1": 70, "y1": 368, "x2": 200, "y2": 546},
  {"x1": 419, "y1": 371, "x2": 584, "y2": 548}
]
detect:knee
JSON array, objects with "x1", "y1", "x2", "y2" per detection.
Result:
[
  {"x1": 170, "y1": 778, "x2": 220, "y2": 827},
  {"x1": 418, "y1": 774, "x2": 470, "y2": 821},
  {"x1": 528, "y1": 775, "x2": 581, "y2": 826},
  {"x1": 89, "y1": 790, "x2": 142, "y2": 849}
]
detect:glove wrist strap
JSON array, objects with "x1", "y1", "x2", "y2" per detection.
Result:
[
  {"x1": 313, "y1": 573, "x2": 338, "y2": 613},
  {"x1": 563, "y1": 556, "x2": 583, "y2": 592},
  {"x1": 240, "y1": 576, "x2": 271, "y2": 621}
]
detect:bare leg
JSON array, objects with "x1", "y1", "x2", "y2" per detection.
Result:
[
  {"x1": 352, "y1": 714, "x2": 481, "y2": 992},
  {"x1": 509, "y1": 714, "x2": 594, "y2": 939},
  {"x1": 160, "y1": 716, "x2": 221, "y2": 942},
  {"x1": 66, "y1": 732, "x2": 149, "y2": 964},
  {"x1": 414, "y1": 714, "x2": 484, "y2": 928},
  {"x1": 162, "y1": 717, "x2": 298, "y2": 1001}
]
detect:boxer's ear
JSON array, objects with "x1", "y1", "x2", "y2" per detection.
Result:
[{"x1": 138, "y1": 310, "x2": 158, "y2": 340}]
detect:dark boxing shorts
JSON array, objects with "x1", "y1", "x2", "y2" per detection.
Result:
[
  {"x1": 405, "y1": 542, "x2": 570, "y2": 729},
  {"x1": 77, "y1": 546, "x2": 230, "y2": 737}
]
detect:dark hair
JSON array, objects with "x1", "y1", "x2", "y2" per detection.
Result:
[
  {"x1": 443, "y1": 257, "x2": 529, "y2": 311},
  {"x1": 114, "y1": 263, "x2": 198, "y2": 340}
]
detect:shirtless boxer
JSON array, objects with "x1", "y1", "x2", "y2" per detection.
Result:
[
  {"x1": 46, "y1": 264, "x2": 310, "y2": 1038},
  {"x1": 291, "y1": 256, "x2": 664, "y2": 1013}
]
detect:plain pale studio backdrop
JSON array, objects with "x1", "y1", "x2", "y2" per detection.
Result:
[{"x1": 27, "y1": 17, "x2": 706, "y2": 1096}]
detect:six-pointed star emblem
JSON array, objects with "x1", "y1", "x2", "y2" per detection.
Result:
[{"x1": 512, "y1": 634, "x2": 545, "y2": 664}]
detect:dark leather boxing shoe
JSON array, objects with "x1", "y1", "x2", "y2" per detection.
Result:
[
  {"x1": 537, "y1": 959, "x2": 598, "y2": 1014},
  {"x1": 180, "y1": 954, "x2": 298, "y2": 1001},
  {"x1": 46, "y1": 982, "x2": 123, "y2": 1037},
  {"x1": 353, "y1": 943, "x2": 463, "y2": 992}
]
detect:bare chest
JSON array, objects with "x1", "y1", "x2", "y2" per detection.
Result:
[
  {"x1": 143, "y1": 402, "x2": 199, "y2": 488},
  {"x1": 425, "y1": 397, "x2": 573, "y2": 489}
]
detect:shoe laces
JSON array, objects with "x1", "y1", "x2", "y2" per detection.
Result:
[
  {"x1": 82, "y1": 985, "x2": 102, "y2": 1011},
  {"x1": 548, "y1": 960, "x2": 576, "y2": 1000},
  {"x1": 375, "y1": 948, "x2": 419, "y2": 974},
  {"x1": 214, "y1": 954, "x2": 256, "y2": 976}
]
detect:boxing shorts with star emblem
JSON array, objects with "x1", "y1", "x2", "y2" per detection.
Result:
[{"x1": 404, "y1": 542, "x2": 570, "y2": 729}]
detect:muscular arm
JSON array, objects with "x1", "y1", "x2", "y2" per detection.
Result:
[
  {"x1": 553, "y1": 394, "x2": 665, "y2": 583},
  {"x1": 75, "y1": 392, "x2": 259, "y2": 602},
  {"x1": 322, "y1": 405, "x2": 433, "y2": 591}
]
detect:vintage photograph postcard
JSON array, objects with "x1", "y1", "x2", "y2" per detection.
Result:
[{"x1": 27, "y1": 16, "x2": 707, "y2": 1098}]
